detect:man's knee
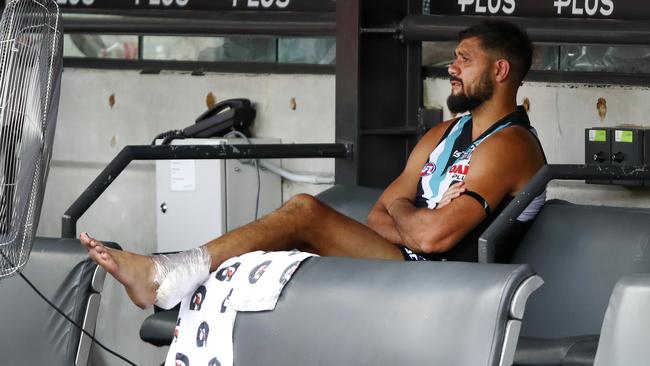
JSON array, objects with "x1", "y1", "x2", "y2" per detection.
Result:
[{"x1": 285, "y1": 193, "x2": 323, "y2": 216}]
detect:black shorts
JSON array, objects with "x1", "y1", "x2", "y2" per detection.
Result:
[{"x1": 398, "y1": 245, "x2": 429, "y2": 261}]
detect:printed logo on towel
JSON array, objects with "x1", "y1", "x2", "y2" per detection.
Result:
[
  {"x1": 221, "y1": 288, "x2": 234, "y2": 313},
  {"x1": 196, "y1": 321, "x2": 210, "y2": 347},
  {"x1": 215, "y1": 262, "x2": 241, "y2": 282},
  {"x1": 420, "y1": 162, "x2": 436, "y2": 177},
  {"x1": 189, "y1": 286, "x2": 207, "y2": 311},
  {"x1": 279, "y1": 261, "x2": 301, "y2": 285},
  {"x1": 174, "y1": 318, "x2": 181, "y2": 343},
  {"x1": 208, "y1": 357, "x2": 221, "y2": 366},
  {"x1": 175, "y1": 352, "x2": 190, "y2": 366},
  {"x1": 248, "y1": 260, "x2": 272, "y2": 284}
]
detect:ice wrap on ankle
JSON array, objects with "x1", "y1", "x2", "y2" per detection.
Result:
[{"x1": 153, "y1": 247, "x2": 212, "y2": 309}]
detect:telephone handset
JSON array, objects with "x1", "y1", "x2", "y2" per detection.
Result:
[
  {"x1": 186, "y1": 98, "x2": 255, "y2": 138},
  {"x1": 153, "y1": 98, "x2": 256, "y2": 145}
]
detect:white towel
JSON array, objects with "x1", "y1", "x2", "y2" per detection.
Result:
[{"x1": 164, "y1": 250, "x2": 315, "y2": 366}]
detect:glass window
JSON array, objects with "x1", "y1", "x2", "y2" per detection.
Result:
[
  {"x1": 64, "y1": 34, "x2": 139, "y2": 59},
  {"x1": 142, "y1": 36, "x2": 277, "y2": 62},
  {"x1": 422, "y1": 41, "x2": 455, "y2": 68},
  {"x1": 422, "y1": 41, "x2": 650, "y2": 75},
  {"x1": 423, "y1": 41, "x2": 557, "y2": 71},
  {"x1": 278, "y1": 37, "x2": 336, "y2": 64},
  {"x1": 561, "y1": 45, "x2": 650, "y2": 73},
  {"x1": 64, "y1": 33, "x2": 336, "y2": 69}
]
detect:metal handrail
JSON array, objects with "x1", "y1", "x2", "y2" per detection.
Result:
[
  {"x1": 61, "y1": 143, "x2": 350, "y2": 238},
  {"x1": 479, "y1": 164, "x2": 650, "y2": 263},
  {"x1": 61, "y1": 12, "x2": 335, "y2": 36}
]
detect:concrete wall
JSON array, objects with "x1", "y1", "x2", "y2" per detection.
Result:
[
  {"x1": 424, "y1": 77, "x2": 650, "y2": 208},
  {"x1": 37, "y1": 68, "x2": 335, "y2": 365}
]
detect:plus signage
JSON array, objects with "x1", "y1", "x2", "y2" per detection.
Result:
[
  {"x1": 430, "y1": 0, "x2": 645, "y2": 20},
  {"x1": 56, "y1": 0, "x2": 335, "y2": 12}
]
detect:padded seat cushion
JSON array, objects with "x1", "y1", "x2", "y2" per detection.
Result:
[
  {"x1": 143, "y1": 258, "x2": 535, "y2": 366},
  {"x1": 594, "y1": 274, "x2": 650, "y2": 366},
  {"x1": 514, "y1": 336, "x2": 598, "y2": 366},
  {"x1": 512, "y1": 200, "x2": 650, "y2": 339},
  {"x1": 234, "y1": 257, "x2": 533, "y2": 366},
  {"x1": 0, "y1": 237, "x2": 119, "y2": 365},
  {"x1": 314, "y1": 184, "x2": 382, "y2": 224}
]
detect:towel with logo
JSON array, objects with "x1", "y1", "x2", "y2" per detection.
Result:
[{"x1": 164, "y1": 250, "x2": 315, "y2": 366}]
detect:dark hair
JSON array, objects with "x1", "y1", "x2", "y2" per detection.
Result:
[{"x1": 459, "y1": 21, "x2": 533, "y2": 84}]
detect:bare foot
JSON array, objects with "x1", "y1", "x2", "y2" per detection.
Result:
[{"x1": 80, "y1": 232, "x2": 157, "y2": 309}]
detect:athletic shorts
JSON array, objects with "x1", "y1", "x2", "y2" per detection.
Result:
[{"x1": 398, "y1": 245, "x2": 429, "y2": 261}]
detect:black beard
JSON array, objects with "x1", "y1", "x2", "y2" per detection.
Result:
[
  {"x1": 447, "y1": 93, "x2": 485, "y2": 115},
  {"x1": 446, "y1": 76, "x2": 494, "y2": 114}
]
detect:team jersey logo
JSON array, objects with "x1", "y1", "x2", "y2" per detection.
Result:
[
  {"x1": 449, "y1": 163, "x2": 469, "y2": 181},
  {"x1": 452, "y1": 150, "x2": 471, "y2": 160},
  {"x1": 420, "y1": 162, "x2": 436, "y2": 176}
]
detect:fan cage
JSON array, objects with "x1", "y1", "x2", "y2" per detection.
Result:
[{"x1": 0, "y1": 0, "x2": 62, "y2": 278}]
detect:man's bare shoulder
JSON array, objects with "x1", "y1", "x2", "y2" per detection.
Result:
[
  {"x1": 476, "y1": 125, "x2": 543, "y2": 161},
  {"x1": 470, "y1": 125, "x2": 545, "y2": 193}
]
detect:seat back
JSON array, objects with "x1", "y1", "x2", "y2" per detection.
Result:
[
  {"x1": 512, "y1": 200, "x2": 650, "y2": 338},
  {"x1": 234, "y1": 257, "x2": 540, "y2": 366},
  {"x1": 314, "y1": 184, "x2": 383, "y2": 224},
  {"x1": 593, "y1": 274, "x2": 650, "y2": 366},
  {"x1": 0, "y1": 237, "x2": 117, "y2": 365}
]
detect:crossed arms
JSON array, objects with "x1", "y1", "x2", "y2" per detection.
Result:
[{"x1": 367, "y1": 120, "x2": 544, "y2": 255}]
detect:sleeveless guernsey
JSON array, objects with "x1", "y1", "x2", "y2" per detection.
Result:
[{"x1": 414, "y1": 106, "x2": 546, "y2": 262}]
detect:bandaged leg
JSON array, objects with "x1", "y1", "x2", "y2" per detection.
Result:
[{"x1": 153, "y1": 247, "x2": 212, "y2": 309}]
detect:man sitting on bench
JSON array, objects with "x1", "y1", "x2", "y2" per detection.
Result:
[{"x1": 80, "y1": 20, "x2": 546, "y2": 309}]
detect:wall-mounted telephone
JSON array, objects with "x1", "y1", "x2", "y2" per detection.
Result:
[{"x1": 153, "y1": 98, "x2": 256, "y2": 145}]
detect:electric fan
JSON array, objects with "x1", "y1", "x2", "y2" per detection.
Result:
[{"x1": 0, "y1": 0, "x2": 62, "y2": 278}]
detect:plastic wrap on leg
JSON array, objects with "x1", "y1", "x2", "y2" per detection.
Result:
[{"x1": 153, "y1": 247, "x2": 212, "y2": 309}]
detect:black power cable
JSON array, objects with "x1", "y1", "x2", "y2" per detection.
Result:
[
  {"x1": 1, "y1": 249, "x2": 137, "y2": 366},
  {"x1": 17, "y1": 272, "x2": 138, "y2": 365}
]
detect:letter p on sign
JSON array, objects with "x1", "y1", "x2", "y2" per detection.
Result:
[
  {"x1": 458, "y1": 0, "x2": 474, "y2": 12},
  {"x1": 553, "y1": 0, "x2": 572, "y2": 14}
]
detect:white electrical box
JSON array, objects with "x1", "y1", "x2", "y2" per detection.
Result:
[{"x1": 155, "y1": 138, "x2": 282, "y2": 252}]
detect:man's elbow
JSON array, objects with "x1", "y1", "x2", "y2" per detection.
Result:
[{"x1": 416, "y1": 231, "x2": 456, "y2": 254}]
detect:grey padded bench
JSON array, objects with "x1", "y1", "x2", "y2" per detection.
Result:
[
  {"x1": 235, "y1": 257, "x2": 541, "y2": 366},
  {"x1": 141, "y1": 185, "x2": 543, "y2": 366},
  {"x1": 0, "y1": 237, "x2": 119, "y2": 366},
  {"x1": 593, "y1": 274, "x2": 650, "y2": 366},
  {"x1": 511, "y1": 200, "x2": 650, "y2": 366}
]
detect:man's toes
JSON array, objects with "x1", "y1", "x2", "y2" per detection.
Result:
[{"x1": 79, "y1": 232, "x2": 97, "y2": 248}]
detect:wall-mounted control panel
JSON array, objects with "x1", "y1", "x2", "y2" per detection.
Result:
[
  {"x1": 585, "y1": 127, "x2": 646, "y2": 186},
  {"x1": 585, "y1": 128, "x2": 611, "y2": 185}
]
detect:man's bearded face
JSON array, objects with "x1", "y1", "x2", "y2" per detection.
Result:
[{"x1": 446, "y1": 69, "x2": 494, "y2": 114}]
